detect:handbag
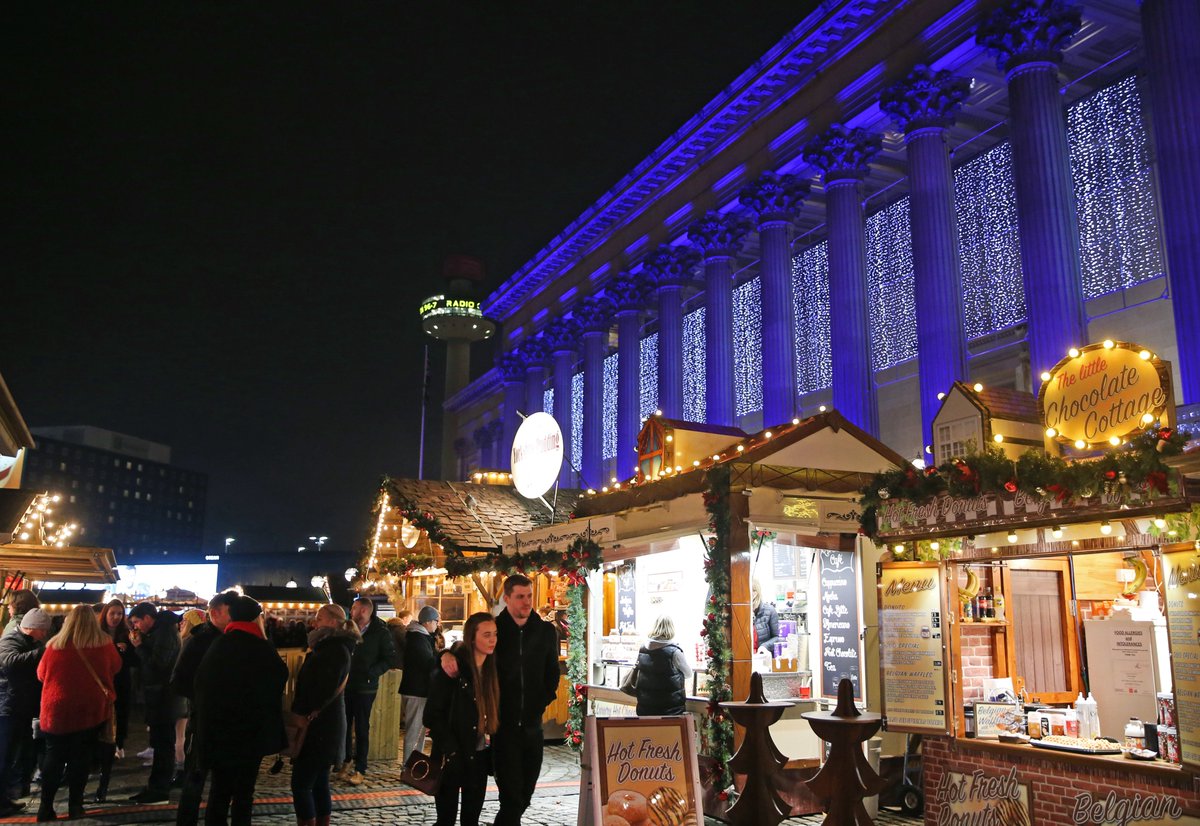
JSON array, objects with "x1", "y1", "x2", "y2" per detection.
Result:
[
  {"x1": 282, "y1": 673, "x2": 348, "y2": 759},
  {"x1": 619, "y1": 665, "x2": 640, "y2": 697},
  {"x1": 75, "y1": 646, "x2": 116, "y2": 744},
  {"x1": 400, "y1": 748, "x2": 445, "y2": 795}
]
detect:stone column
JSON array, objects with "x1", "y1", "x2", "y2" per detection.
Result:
[
  {"x1": 688, "y1": 212, "x2": 752, "y2": 427},
  {"x1": 1142, "y1": 0, "x2": 1200, "y2": 404},
  {"x1": 881, "y1": 65, "x2": 972, "y2": 452},
  {"x1": 577, "y1": 297, "x2": 613, "y2": 490},
  {"x1": 610, "y1": 272, "x2": 649, "y2": 480},
  {"x1": 978, "y1": 0, "x2": 1086, "y2": 377},
  {"x1": 521, "y1": 337, "x2": 547, "y2": 417},
  {"x1": 740, "y1": 172, "x2": 810, "y2": 427},
  {"x1": 544, "y1": 319, "x2": 579, "y2": 487},
  {"x1": 643, "y1": 245, "x2": 700, "y2": 419},
  {"x1": 496, "y1": 351, "x2": 526, "y2": 471},
  {"x1": 472, "y1": 426, "x2": 491, "y2": 471},
  {"x1": 803, "y1": 125, "x2": 883, "y2": 435}
]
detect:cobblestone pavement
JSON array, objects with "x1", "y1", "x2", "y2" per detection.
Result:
[{"x1": 0, "y1": 728, "x2": 918, "y2": 825}]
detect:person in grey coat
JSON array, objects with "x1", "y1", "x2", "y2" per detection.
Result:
[{"x1": 398, "y1": 606, "x2": 439, "y2": 762}]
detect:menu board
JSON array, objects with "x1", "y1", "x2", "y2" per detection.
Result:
[
  {"x1": 616, "y1": 562, "x2": 637, "y2": 635},
  {"x1": 819, "y1": 547, "x2": 863, "y2": 701},
  {"x1": 583, "y1": 716, "x2": 703, "y2": 826},
  {"x1": 1163, "y1": 549, "x2": 1200, "y2": 770},
  {"x1": 879, "y1": 562, "x2": 950, "y2": 734}
]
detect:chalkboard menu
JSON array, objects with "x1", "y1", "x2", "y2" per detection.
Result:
[
  {"x1": 819, "y1": 548, "x2": 862, "y2": 701},
  {"x1": 615, "y1": 562, "x2": 637, "y2": 634}
]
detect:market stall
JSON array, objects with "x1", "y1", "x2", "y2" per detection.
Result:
[
  {"x1": 574, "y1": 411, "x2": 907, "y2": 815},
  {"x1": 865, "y1": 341, "x2": 1200, "y2": 823}
]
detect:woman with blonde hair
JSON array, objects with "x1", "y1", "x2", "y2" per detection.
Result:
[
  {"x1": 424, "y1": 611, "x2": 500, "y2": 826},
  {"x1": 290, "y1": 604, "x2": 359, "y2": 826},
  {"x1": 36, "y1": 605, "x2": 120, "y2": 821},
  {"x1": 634, "y1": 615, "x2": 692, "y2": 717}
]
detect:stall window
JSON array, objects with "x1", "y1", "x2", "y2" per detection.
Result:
[
  {"x1": 1004, "y1": 559, "x2": 1081, "y2": 704},
  {"x1": 637, "y1": 419, "x2": 668, "y2": 480}
]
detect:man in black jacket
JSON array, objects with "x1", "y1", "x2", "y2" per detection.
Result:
[
  {"x1": 398, "y1": 606, "x2": 439, "y2": 763},
  {"x1": 491, "y1": 574, "x2": 560, "y2": 826},
  {"x1": 128, "y1": 602, "x2": 182, "y2": 803},
  {"x1": 170, "y1": 590, "x2": 238, "y2": 826},
  {"x1": 337, "y1": 598, "x2": 398, "y2": 786},
  {"x1": 0, "y1": 608, "x2": 50, "y2": 815}
]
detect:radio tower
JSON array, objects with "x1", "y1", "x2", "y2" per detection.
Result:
[{"x1": 419, "y1": 256, "x2": 495, "y2": 479}]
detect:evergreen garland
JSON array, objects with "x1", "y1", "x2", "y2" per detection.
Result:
[
  {"x1": 700, "y1": 464, "x2": 734, "y2": 798},
  {"x1": 859, "y1": 426, "x2": 1191, "y2": 538},
  {"x1": 564, "y1": 581, "x2": 588, "y2": 752}
]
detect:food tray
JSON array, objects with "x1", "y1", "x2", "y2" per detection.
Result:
[{"x1": 1031, "y1": 739, "x2": 1121, "y2": 755}]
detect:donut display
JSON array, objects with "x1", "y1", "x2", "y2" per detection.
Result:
[
  {"x1": 606, "y1": 789, "x2": 649, "y2": 824},
  {"x1": 602, "y1": 816, "x2": 632, "y2": 826},
  {"x1": 646, "y1": 786, "x2": 689, "y2": 826}
]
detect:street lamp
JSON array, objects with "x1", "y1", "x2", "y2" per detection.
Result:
[
  {"x1": 285, "y1": 579, "x2": 297, "y2": 589},
  {"x1": 309, "y1": 535, "x2": 328, "y2": 553},
  {"x1": 224, "y1": 537, "x2": 235, "y2": 553}
]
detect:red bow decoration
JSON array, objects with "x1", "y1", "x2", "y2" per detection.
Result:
[
  {"x1": 1046, "y1": 483, "x2": 1071, "y2": 503},
  {"x1": 1104, "y1": 470, "x2": 1117, "y2": 480},
  {"x1": 1004, "y1": 480, "x2": 1017, "y2": 493},
  {"x1": 1146, "y1": 471, "x2": 1169, "y2": 495}
]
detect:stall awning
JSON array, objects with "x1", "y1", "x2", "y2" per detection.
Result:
[
  {"x1": 0, "y1": 543, "x2": 117, "y2": 584},
  {"x1": 0, "y1": 490, "x2": 38, "y2": 535}
]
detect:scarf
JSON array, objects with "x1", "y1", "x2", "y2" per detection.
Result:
[{"x1": 224, "y1": 621, "x2": 264, "y2": 639}]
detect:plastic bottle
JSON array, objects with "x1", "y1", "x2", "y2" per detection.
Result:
[
  {"x1": 985, "y1": 587, "x2": 996, "y2": 619},
  {"x1": 1065, "y1": 708, "x2": 1080, "y2": 738},
  {"x1": 993, "y1": 591, "x2": 1006, "y2": 621},
  {"x1": 1084, "y1": 693, "x2": 1101, "y2": 739}
]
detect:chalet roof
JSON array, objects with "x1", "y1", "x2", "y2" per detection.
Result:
[
  {"x1": 385, "y1": 478, "x2": 581, "y2": 552},
  {"x1": 241, "y1": 585, "x2": 327, "y2": 604},
  {"x1": 656, "y1": 419, "x2": 748, "y2": 439},
  {"x1": 949, "y1": 382, "x2": 1041, "y2": 424}
]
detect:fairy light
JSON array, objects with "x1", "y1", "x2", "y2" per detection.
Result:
[
  {"x1": 1046, "y1": 427, "x2": 1057, "y2": 437},
  {"x1": 602, "y1": 351, "x2": 618, "y2": 460},
  {"x1": 733, "y1": 276, "x2": 762, "y2": 417},
  {"x1": 866, "y1": 196, "x2": 917, "y2": 371},
  {"x1": 1100, "y1": 521, "x2": 1113, "y2": 535},
  {"x1": 368, "y1": 491, "x2": 389, "y2": 572},
  {"x1": 791, "y1": 241, "x2": 831, "y2": 394},
  {"x1": 639, "y1": 332, "x2": 659, "y2": 421},
  {"x1": 571, "y1": 372, "x2": 583, "y2": 467},
  {"x1": 683, "y1": 306, "x2": 706, "y2": 422}
]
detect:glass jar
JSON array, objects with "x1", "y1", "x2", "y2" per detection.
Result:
[{"x1": 1125, "y1": 717, "x2": 1146, "y2": 750}]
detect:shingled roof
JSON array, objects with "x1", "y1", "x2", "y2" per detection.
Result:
[
  {"x1": 952, "y1": 381, "x2": 1041, "y2": 424},
  {"x1": 385, "y1": 478, "x2": 581, "y2": 552}
]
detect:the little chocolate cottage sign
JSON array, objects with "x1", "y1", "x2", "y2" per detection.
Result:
[{"x1": 1038, "y1": 340, "x2": 1171, "y2": 450}]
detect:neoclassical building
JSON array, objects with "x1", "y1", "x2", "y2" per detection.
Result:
[{"x1": 445, "y1": 0, "x2": 1198, "y2": 490}]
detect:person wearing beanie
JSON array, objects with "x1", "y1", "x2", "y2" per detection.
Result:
[
  {"x1": 193, "y1": 596, "x2": 287, "y2": 826},
  {"x1": 336, "y1": 598, "x2": 398, "y2": 786},
  {"x1": 398, "y1": 605, "x2": 439, "y2": 766},
  {"x1": 0, "y1": 607, "x2": 52, "y2": 815}
]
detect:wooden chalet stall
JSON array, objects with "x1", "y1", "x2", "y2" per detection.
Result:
[
  {"x1": 869, "y1": 342, "x2": 1200, "y2": 823},
  {"x1": 574, "y1": 411, "x2": 908, "y2": 817},
  {"x1": 361, "y1": 476, "x2": 580, "y2": 741}
]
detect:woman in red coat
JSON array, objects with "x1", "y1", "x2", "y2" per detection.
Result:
[{"x1": 35, "y1": 605, "x2": 120, "y2": 821}]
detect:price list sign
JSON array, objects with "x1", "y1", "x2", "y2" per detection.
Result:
[
  {"x1": 879, "y1": 562, "x2": 950, "y2": 735},
  {"x1": 819, "y1": 548, "x2": 863, "y2": 701},
  {"x1": 1163, "y1": 549, "x2": 1200, "y2": 771},
  {"x1": 616, "y1": 562, "x2": 637, "y2": 635}
]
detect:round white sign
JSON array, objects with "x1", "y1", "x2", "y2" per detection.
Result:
[{"x1": 511, "y1": 412, "x2": 564, "y2": 499}]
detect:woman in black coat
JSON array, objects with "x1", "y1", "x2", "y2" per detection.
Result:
[
  {"x1": 424, "y1": 612, "x2": 500, "y2": 826},
  {"x1": 290, "y1": 604, "x2": 359, "y2": 826},
  {"x1": 93, "y1": 600, "x2": 136, "y2": 801},
  {"x1": 193, "y1": 597, "x2": 288, "y2": 826}
]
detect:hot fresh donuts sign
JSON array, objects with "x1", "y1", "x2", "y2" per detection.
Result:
[{"x1": 584, "y1": 716, "x2": 703, "y2": 826}]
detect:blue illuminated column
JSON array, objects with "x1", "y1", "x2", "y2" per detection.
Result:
[
  {"x1": 610, "y1": 272, "x2": 648, "y2": 478},
  {"x1": 740, "y1": 172, "x2": 809, "y2": 426},
  {"x1": 881, "y1": 66, "x2": 972, "y2": 452},
  {"x1": 803, "y1": 125, "x2": 882, "y2": 435},
  {"x1": 521, "y1": 337, "x2": 547, "y2": 417},
  {"x1": 688, "y1": 212, "x2": 751, "y2": 427},
  {"x1": 643, "y1": 245, "x2": 699, "y2": 419},
  {"x1": 496, "y1": 351, "x2": 526, "y2": 471},
  {"x1": 576, "y1": 297, "x2": 613, "y2": 489},
  {"x1": 543, "y1": 319, "x2": 579, "y2": 486},
  {"x1": 978, "y1": 0, "x2": 1086, "y2": 377},
  {"x1": 1142, "y1": 0, "x2": 1200, "y2": 403}
]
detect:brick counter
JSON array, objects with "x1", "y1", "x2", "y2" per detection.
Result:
[{"x1": 923, "y1": 736, "x2": 1200, "y2": 823}]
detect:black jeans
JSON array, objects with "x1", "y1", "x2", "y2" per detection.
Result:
[
  {"x1": 147, "y1": 716, "x2": 177, "y2": 793},
  {"x1": 4, "y1": 714, "x2": 35, "y2": 796},
  {"x1": 205, "y1": 760, "x2": 260, "y2": 826},
  {"x1": 343, "y1": 692, "x2": 375, "y2": 773},
  {"x1": 491, "y1": 726, "x2": 543, "y2": 826},
  {"x1": 435, "y1": 751, "x2": 489, "y2": 826},
  {"x1": 290, "y1": 751, "x2": 331, "y2": 820},
  {"x1": 40, "y1": 726, "x2": 99, "y2": 814},
  {"x1": 175, "y1": 718, "x2": 207, "y2": 826}
]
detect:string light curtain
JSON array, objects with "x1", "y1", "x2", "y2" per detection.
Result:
[
  {"x1": 683, "y1": 306, "x2": 706, "y2": 422},
  {"x1": 639, "y1": 332, "x2": 659, "y2": 422},
  {"x1": 865, "y1": 196, "x2": 917, "y2": 371},
  {"x1": 602, "y1": 351, "x2": 618, "y2": 460},
  {"x1": 792, "y1": 241, "x2": 832, "y2": 395},
  {"x1": 733, "y1": 277, "x2": 763, "y2": 418}
]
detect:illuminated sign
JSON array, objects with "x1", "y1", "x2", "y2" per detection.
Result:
[
  {"x1": 510, "y1": 412, "x2": 564, "y2": 499},
  {"x1": 1038, "y1": 341, "x2": 1171, "y2": 450},
  {"x1": 419, "y1": 295, "x2": 483, "y2": 318}
]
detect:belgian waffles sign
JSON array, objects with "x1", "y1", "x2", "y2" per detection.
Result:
[{"x1": 1038, "y1": 341, "x2": 1171, "y2": 450}]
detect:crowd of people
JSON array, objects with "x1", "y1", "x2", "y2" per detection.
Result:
[{"x1": 0, "y1": 574, "x2": 591, "y2": 826}]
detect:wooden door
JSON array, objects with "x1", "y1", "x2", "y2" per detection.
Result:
[{"x1": 1002, "y1": 559, "x2": 1081, "y2": 705}]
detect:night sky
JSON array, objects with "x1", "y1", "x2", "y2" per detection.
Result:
[{"x1": 8, "y1": 2, "x2": 814, "y2": 555}]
